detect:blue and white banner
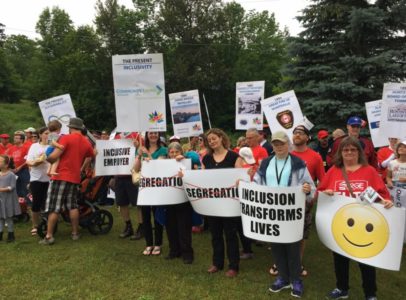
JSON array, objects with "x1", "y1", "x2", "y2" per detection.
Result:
[
  {"x1": 169, "y1": 90, "x2": 203, "y2": 138},
  {"x1": 112, "y1": 54, "x2": 166, "y2": 132},
  {"x1": 38, "y1": 94, "x2": 76, "y2": 134},
  {"x1": 235, "y1": 81, "x2": 265, "y2": 130}
]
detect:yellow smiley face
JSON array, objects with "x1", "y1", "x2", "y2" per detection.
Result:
[{"x1": 331, "y1": 203, "x2": 389, "y2": 258}]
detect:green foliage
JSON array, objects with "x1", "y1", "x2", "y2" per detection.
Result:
[
  {"x1": 0, "y1": 100, "x2": 43, "y2": 134},
  {"x1": 284, "y1": 0, "x2": 406, "y2": 131}
]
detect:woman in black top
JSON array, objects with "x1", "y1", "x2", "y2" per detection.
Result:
[{"x1": 201, "y1": 128, "x2": 243, "y2": 278}]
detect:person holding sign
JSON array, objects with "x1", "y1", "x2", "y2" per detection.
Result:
[
  {"x1": 386, "y1": 140, "x2": 406, "y2": 189},
  {"x1": 165, "y1": 142, "x2": 194, "y2": 264},
  {"x1": 381, "y1": 138, "x2": 402, "y2": 185},
  {"x1": 133, "y1": 132, "x2": 167, "y2": 256},
  {"x1": 252, "y1": 131, "x2": 314, "y2": 298},
  {"x1": 202, "y1": 128, "x2": 243, "y2": 278},
  {"x1": 317, "y1": 137, "x2": 392, "y2": 300}
]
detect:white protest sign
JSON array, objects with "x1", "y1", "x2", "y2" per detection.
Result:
[
  {"x1": 183, "y1": 168, "x2": 249, "y2": 217},
  {"x1": 261, "y1": 90, "x2": 304, "y2": 138},
  {"x1": 169, "y1": 90, "x2": 203, "y2": 138},
  {"x1": 379, "y1": 83, "x2": 406, "y2": 139},
  {"x1": 235, "y1": 81, "x2": 265, "y2": 130},
  {"x1": 316, "y1": 193, "x2": 405, "y2": 271},
  {"x1": 112, "y1": 54, "x2": 166, "y2": 132},
  {"x1": 390, "y1": 186, "x2": 406, "y2": 243},
  {"x1": 95, "y1": 139, "x2": 135, "y2": 176},
  {"x1": 239, "y1": 181, "x2": 305, "y2": 243},
  {"x1": 38, "y1": 94, "x2": 76, "y2": 134},
  {"x1": 365, "y1": 100, "x2": 388, "y2": 148},
  {"x1": 137, "y1": 159, "x2": 191, "y2": 206}
]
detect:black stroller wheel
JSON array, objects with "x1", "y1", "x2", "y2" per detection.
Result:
[
  {"x1": 88, "y1": 209, "x2": 113, "y2": 235},
  {"x1": 37, "y1": 217, "x2": 58, "y2": 238}
]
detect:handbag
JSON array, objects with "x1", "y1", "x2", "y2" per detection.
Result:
[
  {"x1": 341, "y1": 168, "x2": 355, "y2": 198},
  {"x1": 131, "y1": 168, "x2": 141, "y2": 185}
]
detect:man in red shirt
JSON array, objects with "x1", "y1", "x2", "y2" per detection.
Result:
[
  {"x1": 245, "y1": 128, "x2": 268, "y2": 166},
  {"x1": 40, "y1": 118, "x2": 95, "y2": 245},
  {"x1": 291, "y1": 125, "x2": 325, "y2": 276},
  {"x1": 327, "y1": 116, "x2": 377, "y2": 168},
  {"x1": 6, "y1": 131, "x2": 30, "y2": 197},
  {"x1": 23, "y1": 127, "x2": 36, "y2": 150},
  {"x1": 0, "y1": 134, "x2": 12, "y2": 155}
]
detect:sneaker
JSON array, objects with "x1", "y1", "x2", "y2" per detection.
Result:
[
  {"x1": 71, "y1": 233, "x2": 80, "y2": 241},
  {"x1": 269, "y1": 277, "x2": 290, "y2": 293},
  {"x1": 291, "y1": 280, "x2": 304, "y2": 298},
  {"x1": 119, "y1": 225, "x2": 134, "y2": 238},
  {"x1": 327, "y1": 288, "x2": 349, "y2": 299},
  {"x1": 130, "y1": 224, "x2": 143, "y2": 240},
  {"x1": 240, "y1": 252, "x2": 254, "y2": 259},
  {"x1": 38, "y1": 236, "x2": 55, "y2": 245}
]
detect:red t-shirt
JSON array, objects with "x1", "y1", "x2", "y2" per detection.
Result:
[
  {"x1": 251, "y1": 145, "x2": 268, "y2": 166},
  {"x1": 377, "y1": 146, "x2": 393, "y2": 182},
  {"x1": 6, "y1": 144, "x2": 28, "y2": 168},
  {"x1": 0, "y1": 143, "x2": 12, "y2": 155},
  {"x1": 317, "y1": 165, "x2": 390, "y2": 199},
  {"x1": 52, "y1": 132, "x2": 94, "y2": 184},
  {"x1": 23, "y1": 140, "x2": 33, "y2": 151},
  {"x1": 291, "y1": 148, "x2": 325, "y2": 182}
]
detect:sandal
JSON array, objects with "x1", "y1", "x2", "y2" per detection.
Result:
[
  {"x1": 31, "y1": 228, "x2": 38, "y2": 236},
  {"x1": 152, "y1": 246, "x2": 161, "y2": 256},
  {"x1": 269, "y1": 264, "x2": 278, "y2": 276},
  {"x1": 143, "y1": 246, "x2": 153, "y2": 256},
  {"x1": 301, "y1": 265, "x2": 308, "y2": 277}
]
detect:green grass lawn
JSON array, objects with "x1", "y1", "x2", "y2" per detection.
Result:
[{"x1": 0, "y1": 207, "x2": 404, "y2": 300}]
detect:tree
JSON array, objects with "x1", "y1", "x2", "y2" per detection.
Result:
[{"x1": 284, "y1": 0, "x2": 406, "y2": 130}]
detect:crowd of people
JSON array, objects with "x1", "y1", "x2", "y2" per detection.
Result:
[{"x1": 0, "y1": 115, "x2": 402, "y2": 300}]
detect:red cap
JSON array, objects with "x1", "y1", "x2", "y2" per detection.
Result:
[
  {"x1": 0, "y1": 134, "x2": 10, "y2": 139},
  {"x1": 317, "y1": 130, "x2": 329, "y2": 140}
]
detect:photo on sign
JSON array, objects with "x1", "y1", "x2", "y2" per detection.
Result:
[
  {"x1": 238, "y1": 96, "x2": 262, "y2": 114},
  {"x1": 172, "y1": 103, "x2": 201, "y2": 124}
]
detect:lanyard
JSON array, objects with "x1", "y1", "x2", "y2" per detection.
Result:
[{"x1": 275, "y1": 156, "x2": 289, "y2": 186}]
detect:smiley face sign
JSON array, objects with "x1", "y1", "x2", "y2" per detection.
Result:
[{"x1": 331, "y1": 203, "x2": 389, "y2": 258}]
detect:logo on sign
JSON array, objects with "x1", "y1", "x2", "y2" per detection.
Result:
[
  {"x1": 148, "y1": 111, "x2": 164, "y2": 124},
  {"x1": 276, "y1": 110, "x2": 294, "y2": 129}
]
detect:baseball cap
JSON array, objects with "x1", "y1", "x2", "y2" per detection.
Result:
[
  {"x1": 347, "y1": 116, "x2": 362, "y2": 126},
  {"x1": 169, "y1": 135, "x2": 181, "y2": 142},
  {"x1": 293, "y1": 125, "x2": 310, "y2": 136},
  {"x1": 0, "y1": 134, "x2": 10, "y2": 139},
  {"x1": 317, "y1": 130, "x2": 329, "y2": 140},
  {"x1": 24, "y1": 127, "x2": 36, "y2": 133},
  {"x1": 271, "y1": 131, "x2": 289, "y2": 143},
  {"x1": 239, "y1": 147, "x2": 256, "y2": 165}
]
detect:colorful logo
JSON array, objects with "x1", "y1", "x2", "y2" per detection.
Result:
[
  {"x1": 331, "y1": 203, "x2": 389, "y2": 258},
  {"x1": 148, "y1": 111, "x2": 164, "y2": 123},
  {"x1": 252, "y1": 117, "x2": 261, "y2": 125},
  {"x1": 276, "y1": 110, "x2": 294, "y2": 129},
  {"x1": 192, "y1": 124, "x2": 202, "y2": 131}
]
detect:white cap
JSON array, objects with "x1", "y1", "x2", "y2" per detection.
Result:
[
  {"x1": 239, "y1": 147, "x2": 256, "y2": 165},
  {"x1": 24, "y1": 127, "x2": 36, "y2": 133},
  {"x1": 169, "y1": 135, "x2": 181, "y2": 141}
]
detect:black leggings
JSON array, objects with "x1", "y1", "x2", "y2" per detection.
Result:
[{"x1": 30, "y1": 181, "x2": 50, "y2": 212}]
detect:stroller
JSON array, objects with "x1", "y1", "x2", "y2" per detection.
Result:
[{"x1": 38, "y1": 171, "x2": 113, "y2": 238}]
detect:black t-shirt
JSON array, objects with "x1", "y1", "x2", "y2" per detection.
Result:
[{"x1": 202, "y1": 150, "x2": 239, "y2": 169}]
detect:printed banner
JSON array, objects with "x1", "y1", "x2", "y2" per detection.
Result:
[
  {"x1": 390, "y1": 186, "x2": 406, "y2": 243},
  {"x1": 316, "y1": 193, "x2": 405, "y2": 271},
  {"x1": 379, "y1": 83, "x2": 406, "y2": 139},
  {"x1": 95, "y1": 139, "x2": 135, "y2": 176},
  {"x1": 365, "y1": 100, "x2": 388, "y2": 148},
  {"x1": 112, "y1": 54, "x2": 166, "y2": 132},
  {"x1": 235, "y1": 81, "x2": 265, "y2": 130},
  {"x1": 261, "y1": 90, "x2": 304, "y2": 138},
  {"x1": 183, "y1": 169, "x2": 250, "y2": 217},
  {"x1": 38, "y1": 94, "x2": 76, "y2": 134},
  {"x1": 169, "y1": 90, "x2": 203, "y2": 138},
  {"x1": 239, "y1": 181, "x2": 305, "y2": 243},
  {"x1": 137, "y1": 159, "x2": 191, "y2": 206}
]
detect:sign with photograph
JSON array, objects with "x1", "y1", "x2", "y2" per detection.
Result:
[
  {"x1": 169, "y1": 90, "x2": 203, "y2": 138},
  {"x1": 235, "y1": 81, "x2": 265, "y2": 130}
]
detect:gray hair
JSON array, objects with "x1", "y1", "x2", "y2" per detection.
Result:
[
  {"x1": 168, "y1": 142, "x2": 183, "y2": 154},
  {"x1": 246, "y1": 128, "x2": 259, "y2": 135}
]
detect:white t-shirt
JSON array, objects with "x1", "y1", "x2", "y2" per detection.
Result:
[
  {"x1": 388, "y1": 159, "x2": 406, "y2": 182},
  {"x1": 27, "y1": 143, "x2": 50, "y2": 182}
]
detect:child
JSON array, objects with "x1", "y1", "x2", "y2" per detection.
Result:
[
  {"x1": 387, "y1": 140, "x2": 406, "y2": 189},
  {"x1": 46, "y1": 120, "x2": 64, "y2": 176},
  {"x1": 0, "y1": 155, "x2": 21, "y2": 242}
]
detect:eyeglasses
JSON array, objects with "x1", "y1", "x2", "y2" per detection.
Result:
[
  {"x1": 342, "y1": 148, "x2": 358, "y2": 153},
  {"x1": 293, "y1": 131, "x2": 306, "y2": 136}
]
